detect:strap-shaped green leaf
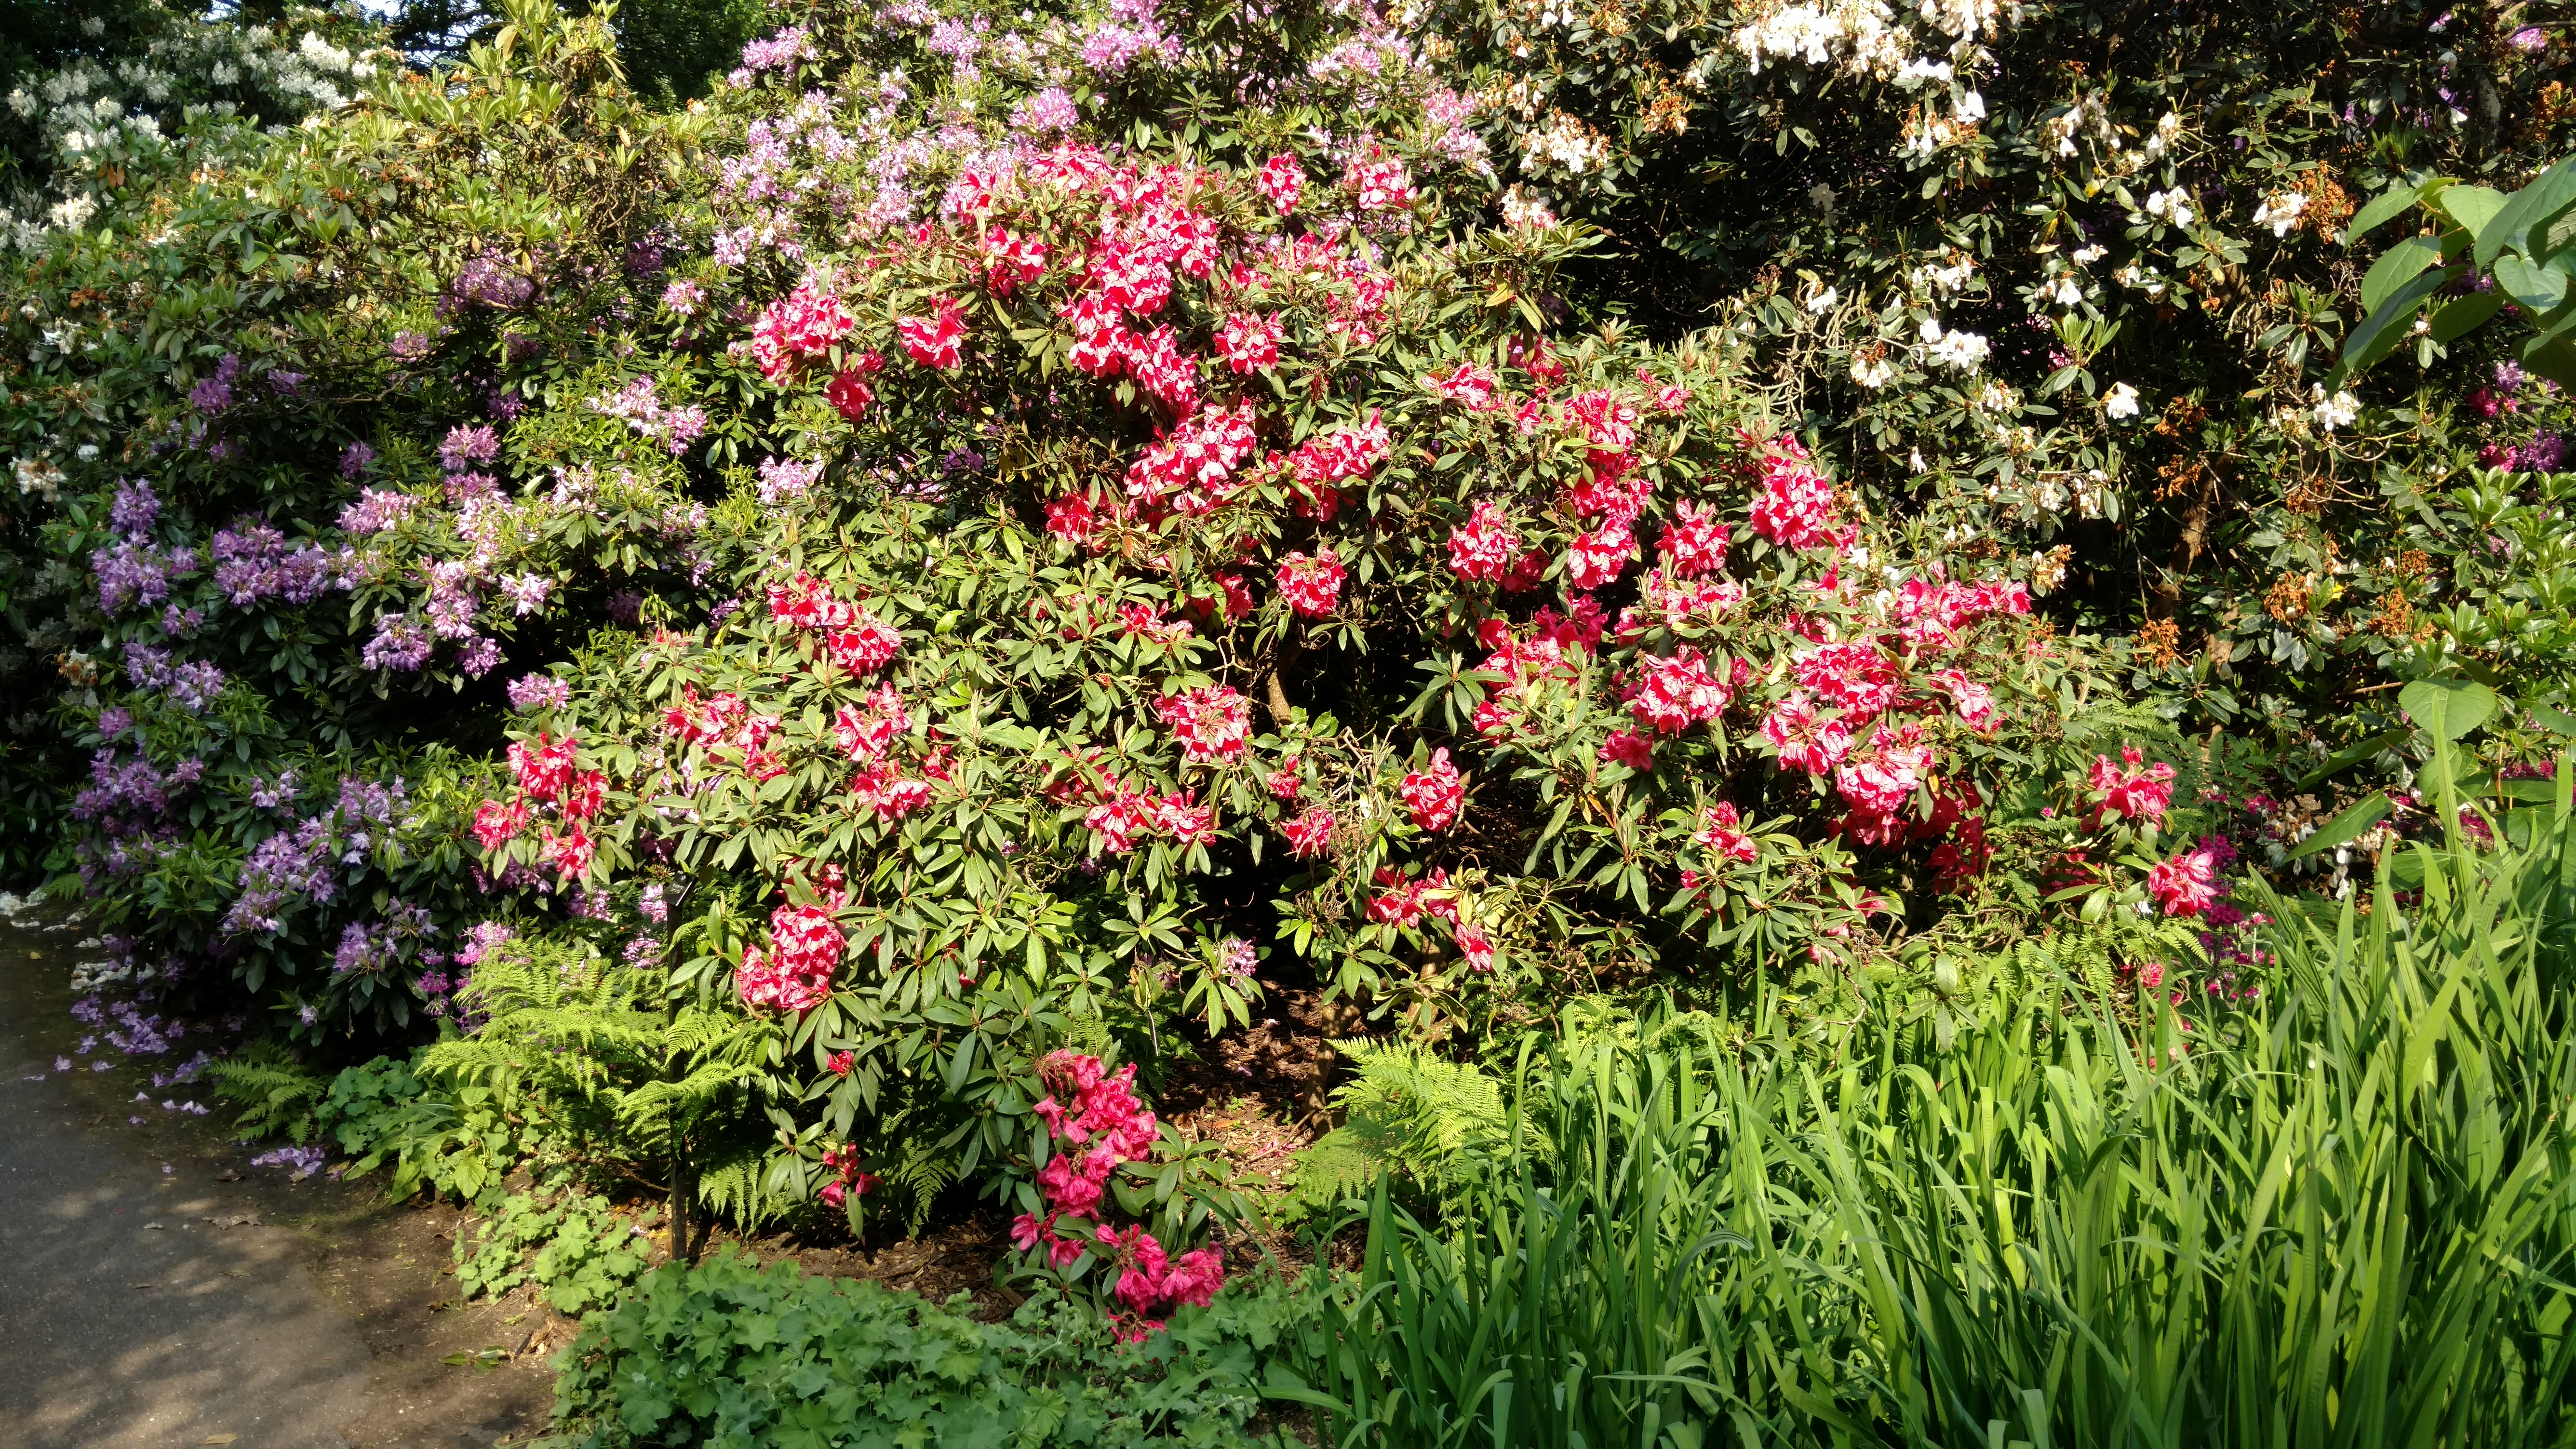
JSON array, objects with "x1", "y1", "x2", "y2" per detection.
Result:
[
  {"x1": 2346, "y1": 181, "x2": 2428, "y2": 245},
  {"x1": 2339, "y1": 266, "x2": 2455, "y2": 376},
  {"x1": 2363, "y1": 234, "x2": 2445, "y2": 313},
  {"x1": 2285, "y1": 792, "x2": 2392, "y2": 863}
]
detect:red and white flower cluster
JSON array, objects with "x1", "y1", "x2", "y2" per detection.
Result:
[
  {"x1": 2090, "y1": 746, "x2": 2177, "y2": 827},
  {"x1": 477, "y1": 731, "x2": 606, "y2": 879},
  {"x1": 664, "y1": 686, "x2": 787, "y2": 781},
  {"x1": 1155, "y1": 684, "x2": 1253, "y2": 763},
  {"x1": 739, "y1": 887, "x2": 847, "y2": 1015},
  {"x1": 1744, "y1": 435, "x2": 1852, "y2": 553},
  {"x1": 1011, "y1": 1051, "x2": 1225, "y2": 1338},
  {"x1": 749, "y1": 283, "x2": 856, "y2": 380}
]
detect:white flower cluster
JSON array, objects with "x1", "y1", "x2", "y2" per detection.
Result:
[
  {"x1": 1518, "y1": 110, "x2": 1612, "y2": 174},
  {"x1": 2140, "y1": 188, "x2": 2195, "y2": 226},
  {"x1": 1908, "y1": 246, "x2": 1978, "y2": 297},
  {"x1": 2252, "y1": 190, "x2": 2309, "y2": 237},
  {"x1": 1919, "y1": 317, "x2": 1990, "y2": 372},
  {"x1": 1729, "y1": 0, "x2": 2022, "y2": 82},
  {"x1": 1733, "y1": 0, "x2": 1909, "y2": 78},
  {"x1": 1499, "y1": 183, "x2": 1557, "y2": 229},
  {"x1": 3, "y1": 11, "x2": 384, "y2": 253}
]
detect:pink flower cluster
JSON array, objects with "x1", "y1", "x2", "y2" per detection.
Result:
[
  {"x1": 1399, "y1": 748, "x2": 1466, "y2": 832},
  {"x1": 1690, "y1": 802, "x2": 1758, "y2": 863},
  {"x1": 2089, "y1": 747, "x2": 2177, "y2": 827},
  {"x1": 479, "y1": 731, "x2": 605, "y2": 879},
  {"x1": 1155, "y1": 684, "x2": 1253, "y2": 762},
  {"x1": 1832, "y1": 723, "x2": 1938, "y2": 844},
  {"x1": 1255, "y1": 154, "x2": 1304, "y2": 213},
  {"x1": 750, "y1": 284, "x2": 855, "y2": 380},
  {"x1": 738, "y1": 896, "x2": 846, "y2": 1014},
  {"x1": 1792, "y1": 642, "x2": 1900, "y2": 717},
  {"x1": 1348, "y1": 154, "x2": 1416, "y2": 211},
  {"x1": 1123, "y1": 400, "x2": 1260, "y2": 513},
  {"x1": 898, "y1": 296, "x2": 968, "y2": 369},
  {"x1": 2147, "y1": 844, "x2": 2222, "y2": 918},
  {"x1": 663, "y1": 686, "x2": 786, "y2": 780},
  {"x1": 1276, "y1": 547, "x2": 1346, "y2": 616},
  {"x1": 1217, "y1": 312, "x2": 1281, "y2": 373},
  {"x1": 1447, "y1": 499, "x2": 1520, "y2": 581},
  {"x1": 1745, "y1": 436, "x2": 1851, "y2": 552},
  {"x1": 817, "y1": 1143, "x2": 879, "y2": 1209},
  {"x1": 1053, "y1": 764, "x2": 1213, "y2": 855},
  {"x1": 1012, "y1": 1051, "x2": 1224, "y2": 1337},
  {"x1": 1626, "y1": 646, "x2": 1733, "y2": 736}
]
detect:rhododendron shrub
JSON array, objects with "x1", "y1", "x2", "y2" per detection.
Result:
[
  {"x1": 2, "y1": 0, "x2": 2256, "y2": 1255},
  {"x1": 452, "y1": 29, "x2": 2225, "y2": 1233}
]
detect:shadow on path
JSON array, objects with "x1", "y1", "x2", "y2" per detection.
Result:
[{"x1": 0, "y1": 903, "x2": 551, "y2": 1449}]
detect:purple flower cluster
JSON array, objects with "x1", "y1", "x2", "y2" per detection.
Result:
[
  {"x1": 588, "y1": 376, "x2": 710, "y2": 455},
  {"x1": 188, "y1": 354, "x2": 242, "y2": 415},
  {"x1": 221, "y1": 776, "x2": 409, "y2": 937},
  {"x1": 111, "y1": 478, "x2": 161, "y2": 536},
  {"x1": 332, "y1": 901, "x2": 431, "y2": 975},
  {"x1": 337, "y1": 488, "x2": 417, "y2": 534},
  {"x1": 441, "y1": 252, "x2": 535, "y2": 314},
  {"x1": 440, "y1": 424, "x2": 503, "y2": 471},
  {"x1": 122, "y1": 641, "x2": 228, "y2": 712},
  {"x1": 1010, "y1": 87, "x2": 1079, "y2": 136},
  {"x1": 340, "y1": 441, "x2": 377, "y2": 478},
  {"x1": 1081, "y1": 0, "x2": 1180, "y2": 74},
  {"x1": 507, "y1": 672, "x2": 571, "y2": 712},
  {"x1": 361, "y1": 613, "x2": 433, "y2": 672},
  {"x1": 390, "y1": 331, "x2": 434, "y2": 363},
  {"x1": 211, "y1": 522, "x2": 338, "y2": 606},
  {"x1": 94, "y1": 538, "x2": 198, "y2": 615},
  {"x1": 756, "y1": 456, "x2": 821, "y2": 503}
]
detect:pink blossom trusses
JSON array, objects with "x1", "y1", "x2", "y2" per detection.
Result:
[
  {"x1": 898, "y1": 296, "x2": 969, "y2": 369},
  {"x1": 1217, "y1": 313, "x2": 1282, "y2": 373},
  {"x1": 1691, "y1": 802, "x2": 1758, "y2": 863},
  {"x1": 1659, "y1": 499, "x2": 1730, "y2": 577},
  {"x1": 1154, "y1": 684, "x2": 1253, "y2": 762},
  {"x1": 1626, "y1": 647, "x2": 1732, "y2": 735},
  {"x1": 2148, "y1": 845, "x2": 2222, "y2": 917},
  {"x1": 1428, "y1": 362, "x2": 1500, "y2": 410},
  {"x1": 1255, "y1": 154, "x2": 1304, "y2": 214},
  {"x1": 2090, "y1": 746, "x2": 2178, "y2": 827},
  {"x1": 750, "y1": 284, "x2": 855, "y2": 380},
  {"x1": 1281, "y1": 806, "x2": 1337, "y2": 858},
  {"x1": 1276, "y1": 547, "x2": 1345, "y2": 616},
  {"x1": 1746, "y1": 437, "x2": 1850, "y2": 553},
  {"x1": 1399, "y1": 748, "x2": 1465, "y2": 832},
  {"x1": 1792, "y1": 642, "x2": 1901, "y2": 719},
  {"x1": 1761, "y1": 692, "x2": 1854, "y2": 774},
  {"x1": 824, "y1": 609, "x2": 903, "y2": 673},
  {"x1": 738, "y1": 901, "x2": 845, "y2": 1014},
  {"x1": 1447, "y1": 499, "x2": 1520, "y2": 582}
]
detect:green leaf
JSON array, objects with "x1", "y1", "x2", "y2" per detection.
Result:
[
  {"x1": 2476, "y1": 158, "x2": 2576, "y2": 269},
  {"x1": 2428, "y1": 290, "x2": 2507, "y2": 343},
  {"x1": 2438, "y1": 185, "x2": 2510, "y2": 250},
  {"x1": 2400, "y1": 677, "x2": 2497, "y2": 741},
  {"x1": 2361, "y1": 234, "x2": 2444, "y2": 314},
  {"x1": 2338, "y1": 267, "x2": 2454, "y2": 377},
  {"x1": 2533, "y1": 700, "x2": 2576, "y2": 738},
  {"x1": 2283, "y1": 793, "x2": 2392, "y2": 863},
  {"x1": 2346, "y1": 182, "x2": 2427, "y2": 244},
  {"x1": 2493, "y1": 253, "x2": 2571, "y2": 312}
]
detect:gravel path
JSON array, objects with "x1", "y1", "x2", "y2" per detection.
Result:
[{"x1": 0, "y1": 902, "x2": 550, "y2": 1449}]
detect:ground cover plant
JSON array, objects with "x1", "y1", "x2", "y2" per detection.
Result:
[{"x1": 5, "y1": 0, "x2": 2576, "y2": 1440}]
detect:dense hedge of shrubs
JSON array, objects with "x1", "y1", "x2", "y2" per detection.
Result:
[{"x1": 7, "y1": 0, "x2": 2576, "y2": 1433}]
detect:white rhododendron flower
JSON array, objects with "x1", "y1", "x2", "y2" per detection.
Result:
[{"x1": 2104, "y1": 381, "x2": 2141, "y2": 419}]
